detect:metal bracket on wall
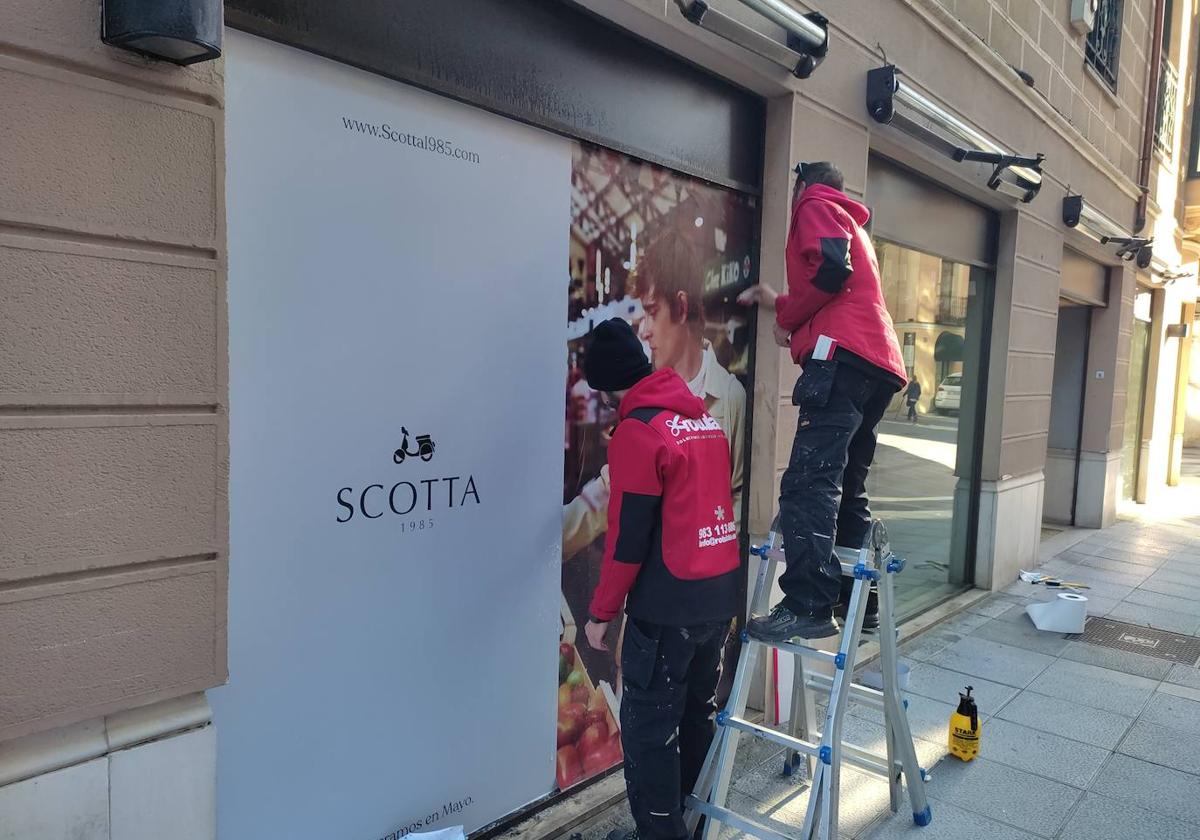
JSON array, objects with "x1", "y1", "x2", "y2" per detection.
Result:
[
  {"x1": 675, "y1": 0, "x2": 828, "y2": 79},
  {"x1": 866, "y1": 64, "x2": 1046, "y2": 203},
  {"x1": 1063, "y1": 194, "x2": 1154, "y2": 267}
]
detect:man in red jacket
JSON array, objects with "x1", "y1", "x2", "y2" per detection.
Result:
[
  {"x1": 581, "y1": 317, "x2": 740, "y2": 840},
  {"x1": 740, "y1": 162, "x2": 905, "y2": 641}
]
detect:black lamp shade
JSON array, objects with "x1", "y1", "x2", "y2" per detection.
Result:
[{"x1": 103, "y1": 0, "x2": 222, "y2": 66}]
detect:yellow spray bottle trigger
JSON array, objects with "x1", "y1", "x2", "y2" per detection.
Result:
[{"x1": 948, "y1": 685, "x2": 981, "y2": 761}]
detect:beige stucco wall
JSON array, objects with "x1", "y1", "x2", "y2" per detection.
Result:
[{"x1": 0, "y1": 2, "x2": 227, "y2": 744}]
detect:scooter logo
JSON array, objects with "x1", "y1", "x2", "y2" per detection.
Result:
[
  {"x1": 336, "y1": 428, "x2": 479, "y2": 525},
  {"x1": 393, "y1": 426, "x2": 436, "y2": 464}
]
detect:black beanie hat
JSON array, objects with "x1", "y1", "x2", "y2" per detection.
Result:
[{"x1": 584, "y1": 318, "x2": 652, "y2": 392}]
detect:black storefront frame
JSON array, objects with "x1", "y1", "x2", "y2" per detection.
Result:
[{"x1": 222, "y1": 1, "x2": 767, "y2": 834}]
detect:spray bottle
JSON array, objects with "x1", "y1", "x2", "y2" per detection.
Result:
[{"x1": 948, "y1": 686, "x2": 980, "y2": 761}]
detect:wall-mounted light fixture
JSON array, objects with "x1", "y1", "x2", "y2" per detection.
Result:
[
  {"x1": 1063, "y1": 195, "x2": 1153, "y2": 268},
  {"x1": 1148, "y1": 257, "x2": 1195, "y2": 285},
  {"x1": 675, "y1": 1, "x2": 828, "y2": 79},
  {"x1": 103, "y1": 0, "x2": 221, "y2": 66},
  {"x1": 866, "y1": 65, "x2": 1045, "y2": 202}
]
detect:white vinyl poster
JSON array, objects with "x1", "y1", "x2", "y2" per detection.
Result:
[{"x1": 216, "y1": 31, "x2": 569, "y2": 840}]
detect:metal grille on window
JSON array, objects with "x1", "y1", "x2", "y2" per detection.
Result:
[
  {"x1": 1156, "y1": 57, "x2": 1179, "y2": 155},
  {"x1": 1085, "y1": 0, "x2": 1122, "y2": 91}
]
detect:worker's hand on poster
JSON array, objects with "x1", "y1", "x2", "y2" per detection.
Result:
[
  {"x1": 773, "y1": 322, "x2": 792, "y2": 348},
  {"x1": 584, "y1": 619, "x2": 610, "y2": 652},
  {"x1": 737, "y1": 283, "x2": 778, "y2": 309}
]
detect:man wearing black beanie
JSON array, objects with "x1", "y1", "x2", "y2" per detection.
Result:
[{"x1": 581, "y1": 318, "x2": 741, "y2": 840}]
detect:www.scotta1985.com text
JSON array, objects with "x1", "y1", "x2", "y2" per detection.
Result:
[{"x1": 342, "y1": 117, "x2": 481, "y2": 164}]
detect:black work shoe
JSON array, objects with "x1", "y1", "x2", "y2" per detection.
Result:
[
  {"x1": 747, "y1": 605, "x2": 840, "y2": 641},
  {"x1": 835, "y1": 597, "x2": 880, "y2": 630},
  {"x1": 604, "y1": 830, "x2": 637, "y2": 840}
]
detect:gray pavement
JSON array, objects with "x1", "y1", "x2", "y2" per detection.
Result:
[{"x1": 565, "y1": 462, "x2": 1200, "y2": 840}]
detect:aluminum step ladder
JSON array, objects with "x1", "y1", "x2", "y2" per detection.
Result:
[{"x1": 684, "y1": 518, "x2": 931, "y2": 840}]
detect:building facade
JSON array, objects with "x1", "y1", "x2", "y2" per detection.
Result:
[{"x1": 2, "y1": 0, "x2": 1198, "y2": 838}]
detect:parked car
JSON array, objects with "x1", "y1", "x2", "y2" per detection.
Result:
[{"x1": 934, "y1": 373, "x2": 962, "y2": 414}]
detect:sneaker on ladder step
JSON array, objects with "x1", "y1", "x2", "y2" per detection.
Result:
[{"x1": 746, "y1": 604, "x2": 839, "y2": 642}]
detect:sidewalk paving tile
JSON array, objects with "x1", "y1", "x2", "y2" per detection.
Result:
[
  {"x1": 1089, "y1": 753, "x2": 1200, "y2": 826},
  {"x1": 1105, "y1": 601, "x2": 1200, "y2": 636},
  {"x1": 731, "y1": 734, "x2": 785, "y2": 777},
  {"x1": 1122, "y1": 588, "x2": 1200, "y2": 612},
  {"x1": 1059, "y1": 641, "x2": 1174, "y2": 681},
  {"x1": 731, "y1": 749, "x2": 812, "y2": 804},
  {"x1": 905, "y1": 663, "x2": 1019, "y2": 716},
  {"x1": 1093, "y1": 546, "x2": 1168, "y2": 566},
  {"x1": 1135, "y1": 575, "x2": 1200, "y2": 600},
  {"x1": 723, "y1": 775, "x2": 883, "y2": 840},
  {"x1": 1057, "y1": 793, "x2": 1199, "y2": 840},
  {"x1": 926, "y1": 637, "x2": 1055, "y2": 689},
  {"x1": 992, "y1": 604, "x2": 1039, "y2": 625},
  {"x1": 899, "y1": 630, "x2": 962, "y2": 663},
  {"x1": 969, "y1": 716, "x2": 1109, "y2": 788},
  {"x1": 897, "y1": 696, "x2": 958, "y2": 747},
  {"x1": 920, "y1": 755, "x2": 1083, "y2": 837},
  {"x1": 994, "y1": 690, "x2": 1134, "y2": 750},
  {"x1": 969, "y1": 617, "x2": 1073, "y2": 657},
  {"x1": 1116, "y1": 720, "x2": 1200, "y2": 776},
  {"x1": 1145, "y1": 568, "x2": 1200, "y2": 590},
  {"x1": 1026, "y1": 660, "x2": 1157, "y2": 717},
  {"x1": 1160, "y1": 559, "x2": 1200, "y2": 578},
  {"x1": 1157, "y1": 681, "x2": 1200, "y2": 702},
  {"x1": 967, "y1": 598, "x2": 1024, "y2": 618},
  {"x1": 1080, "y1": 556, "x2": 1162, "y2": 576},
  {"x1": 934, "y1": 611, "x2": 993, "y2": 635},
  {"x1": 1067, "y1": 566, "x2": 1153, "y2": 588},
  {"x1": 1137, "y1": 691, "x2": 1200, "y2": 735},
  {"x1": 859, "y1": 799, "x2": 1041, "y2": 840},
  {"x1": 847, "y1": 693, "x2": 961, "y2": 747},
  {"x1": 1165, "y1": 663, "x2": 1200, "y2": 690}
]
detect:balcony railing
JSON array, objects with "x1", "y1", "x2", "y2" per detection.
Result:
[{"x1": 1156, "y1": 57, "x2": 1179, "y2": 156}]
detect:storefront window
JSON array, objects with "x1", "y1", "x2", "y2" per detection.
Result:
[{"x1": 869, "y1": 240, "x2": 992, "y2": 617}]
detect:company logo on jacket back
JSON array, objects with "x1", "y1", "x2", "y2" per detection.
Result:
[{"x1": 665, "y1": 414, "x2": 723, "y2": 439}]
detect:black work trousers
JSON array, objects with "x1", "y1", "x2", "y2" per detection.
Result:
[
  {"x1": 619, "y1": 618, "x2": 729, "y2": 840},
  {"x1": 777, "y1": 359, "x2": 895, "y2": 616}
]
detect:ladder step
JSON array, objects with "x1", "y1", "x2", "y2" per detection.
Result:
[
  {"x1": 746, "y1": 636, "x2": 838, "y2": 665},
  {"x1": 812, "y1": 738, "x2": 894, "y2": 779},
  {"x1": 721, "y1": 716, "x2": 899, "y2": 780},
  {"x1": 805, "y1": 673, "x2": 887, "y2": 708},
  {"x1": 832, "y1": 546, "x2": 863, "y2": 565},
  {"x1": 686, "y1": 796, "x2": 796, "y2": 840},
  {"x1": 722, "y1": 716, "x2": 819, "y2": 757}
]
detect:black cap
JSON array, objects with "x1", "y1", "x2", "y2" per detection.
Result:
[{"x1": 584, "y1": 318, "x2": 652, "y2": 392}]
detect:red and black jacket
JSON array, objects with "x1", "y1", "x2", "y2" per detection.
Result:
[
  {"x1": 588, "y1": 369, "x2": 741, "y2": 627},
  {"x1": 778, "y1": 184, "x2": 907, "y2": 387}
]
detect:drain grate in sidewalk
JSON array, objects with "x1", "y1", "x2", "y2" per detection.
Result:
[{"x1": 1079, "y1": 617, "x2": 1200, "y2": 665}]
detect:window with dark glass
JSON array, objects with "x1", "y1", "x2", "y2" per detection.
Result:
[
  {"x1": 1086, "y1": 0, "x2": 1123, "y2": 91},
  {"x1": 1155, "y1": 0, "x2": 1178, "y2": 156}
]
